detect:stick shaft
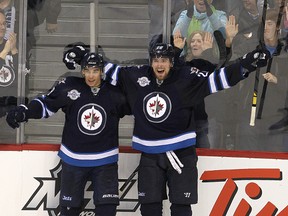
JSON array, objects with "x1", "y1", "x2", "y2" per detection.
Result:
[
  {"x1": 249, "y1": 0, "x2": 268, "y2": 126},
  {"x1": 256, "y1": 58, "x2": 273, "y2": 119},
  {"x1": 250, "y1": 68, "x2": 260, "y2": 126}
]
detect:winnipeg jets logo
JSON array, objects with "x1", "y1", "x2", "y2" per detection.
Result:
[
  {"x1": 148, "y1": 95, "x2": 164, "y2": 116},
  {"x1": 137, "y1": 77, "x2": 150, "y2": 87},
  {"x1": 143, "y1": 92, "x2": 172, "y2": 123},
  {"x1": 67, "y1": 89, "x2": 81, "y2": 100},
  {"x1": 0, "y1": 65, "x2": 15, "y2": 87},
  {"x1": 78, "y1": 103, "x2": 107, "y2": 135}
]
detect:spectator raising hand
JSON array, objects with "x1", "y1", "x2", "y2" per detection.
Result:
[
  {"x1": 185, "y1": 30, "x2": 215, "y2": 62},
  {"x1": 7, "y1": 32, "x2": 18, "y2": 54},
  {"x1": 225, "y1": 15, "x2": 238, "y2": 48},
  {"x1": 202, "y1": 31, "x2": 213, "y2": 51},
  {"x1": 173, "y1": 30, "x2": 186, "y2": 50}
]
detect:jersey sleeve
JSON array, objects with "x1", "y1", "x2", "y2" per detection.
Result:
[
  {"x1": 186, "y1": 60, "x2": 248, "y2": 104},
  {"x1": 104, "y1": 62, "x2": 149, "y2": 88},
  {"x1": 104, "y1": 62, "x2": 122, "y2": 86},
  {"x1": 208, "y1": 61, "x2": 248, "y2": 94},
  {"x1": 27, "y1": 77, "x2": 72, "y2": 119}
]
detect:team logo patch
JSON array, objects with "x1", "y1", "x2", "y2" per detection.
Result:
[
  {"x1": 78, "y1": 103, "x2": 107, "y2": 135},
  {"x1": 137, "y1": 77, "x2": 150, "y2": 87},
  {"x1": 143, "y1": 92, "x2": 172, "y2": 123},
  {"x1": 58, "y1": 78, "x2": 66, "y2": 85},
  {"x1": 0, "y1": 65, "x2": 15, "y2": 87},
  {"x1": 67, "y1": 89, "x2": 81, "y2": 100}
]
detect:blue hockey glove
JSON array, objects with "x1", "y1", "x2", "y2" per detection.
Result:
[
  {"x1": 6, "y1": 105, "x2": 28, "y2": 129},
  {"x1": 240, "y1": 48, "x2": 271, "y2": 72},
  {"x1": 63, "y1": 42, "x2": 88, "y2": 70}
]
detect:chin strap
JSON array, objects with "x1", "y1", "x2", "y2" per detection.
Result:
[{"x1": 166, "y1": 150, "x2": 184, "y2": 174}]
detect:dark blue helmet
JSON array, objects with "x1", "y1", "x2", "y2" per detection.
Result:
[
  {"x1": 81, "y1": 52, "x2": 104, "y2": 70},
  {"x1": 149, "y1": 43, "x2": 174, "y2": 59}
]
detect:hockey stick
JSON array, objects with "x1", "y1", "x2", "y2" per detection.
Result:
[
  {"x1": 256, "y1": 0, "x2": 286, "y2": 119},
  {"x1": 256, "y1": 58, "x2": 273, "y2": 119},
  {"x1": 214, "y1": 30, "x2": 227, "y2": 70},
  {"x1": 250, "y1": 67, "x2": 261, "y2": 126},
  {"x1": 249, "y1": 0, "x2": 268, "y2": 126}
]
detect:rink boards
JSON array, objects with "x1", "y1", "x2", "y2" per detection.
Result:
[{"x1": 1, "y1": 144, "x2": 288, "y2": 216}]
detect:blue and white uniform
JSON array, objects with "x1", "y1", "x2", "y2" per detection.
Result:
[
  {"x1": 26, "y1": 76, "x2": 130, "y2": 167},
  {"x1": 104, "y1": 62, "x2": 248, "y2": 154}
]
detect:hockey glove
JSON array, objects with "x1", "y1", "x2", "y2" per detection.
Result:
[
  {"x1": 204, "y1": 0, "x2": 213, "y2": 17},
  {"x1": 63, "y1": 42, "x2": 88, "y2": 70},
  {"x1": 240, "y1": 48, "x2": 271, "y2": 73},
  {"x1": 6, "y1": 105, "x2": 29, "y2": 129}
]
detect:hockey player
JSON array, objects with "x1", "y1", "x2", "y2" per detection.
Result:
[
  {"x1": 63, "y1": 43, "x2": 270, "y2": 216},
  {"x1": 6, "y1": 51, "x2": 130, "y2": 216}
]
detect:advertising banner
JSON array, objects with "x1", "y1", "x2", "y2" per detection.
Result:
[{"x1": 1, "y1": 148, "x2": 288, "y2": 215}]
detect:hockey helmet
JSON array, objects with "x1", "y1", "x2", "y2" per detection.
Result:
[
  {"x1": 149, "y1": 43, "x2": 174, "y2": 62},
  {"x1": 81, "y1": 52, "x2": 104, "y2": 70}
]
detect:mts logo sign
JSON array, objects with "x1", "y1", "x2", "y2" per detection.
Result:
[
  {"x1": 22, "y1": 162, "x2": 139, "y2": 215},
  {"x1": 200, "y1": 168, "x2": 288, "y2": 216}
]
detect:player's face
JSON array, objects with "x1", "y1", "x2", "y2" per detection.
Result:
[
  {"x1": 151, "y1": 57, "x2": 172, "y2": 81},
  {"x1": 264, "y1": 20, "x2": 277, "y2": 41},
  {"x1": 82, "y1": 66, "x2": 102, "y2": 87},
  {"x1": 190, "y1": 33, "x2": 204, "y2": 57},
  {"x1": 0, "y1": 13, "x2": 6, "y2": 39}
]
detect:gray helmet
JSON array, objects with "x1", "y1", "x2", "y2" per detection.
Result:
[{"x1": 81, "y1": 52, "x2": 104, "y2": 70}]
